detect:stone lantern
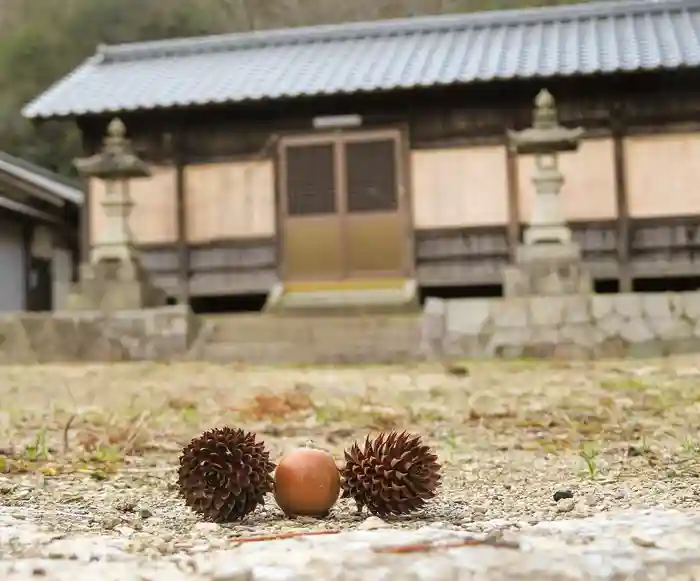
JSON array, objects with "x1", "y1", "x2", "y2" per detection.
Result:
[
  {"x1": 75, "y1": 118, "x2": 150, "y2": 264},
  {"x1": 503, "y1": 89, "x2": 592, "y2": 297},
  {"x1": 65, "y1": 118, "x2": 166, "y2": 311}
]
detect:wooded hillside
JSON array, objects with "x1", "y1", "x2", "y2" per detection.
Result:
[{"x1": 0, "y1": 0, "x2": 591, "y2": 176}]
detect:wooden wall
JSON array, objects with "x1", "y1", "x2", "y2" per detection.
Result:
[
  {"x1": 184, "y1": 160, "x2": 275, "y2": 242},
  {"x1": 411, "y1": 145, "x2": 509, "y2": 228},
  {"x1": 625, "y1": 131, "x2": 700, "y2": 218}
]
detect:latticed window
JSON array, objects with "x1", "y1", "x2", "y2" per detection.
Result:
[
  {"x1": 344, "y1": 139, "x2": 398, "y2": 213},
  {"x1": 285, "y1": 144, "x2": 335, "y2": 216}
]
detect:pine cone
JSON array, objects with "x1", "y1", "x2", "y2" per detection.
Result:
[
  {"x1": 178, "y1": 427, "x2": 275, "y2": 522},
  {"x1": 341, "y1": 430, "x2": 441, "y2": 517}
]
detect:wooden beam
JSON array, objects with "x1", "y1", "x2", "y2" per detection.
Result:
[
  {"x1": 81, "y1": 178, "x2": 90, "y2": 265},
  {"x1": 174, "y1": 141, "x2": 190, "y2": 305},
  {"x1": 611, "y1": 104, "x2": 632, "y2": 293}
]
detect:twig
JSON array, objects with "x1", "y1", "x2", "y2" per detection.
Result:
[
  {"x1": 373, "y1": 537, "x2": 520, "y2": 554},
  {"x1": 124, "y1": 411, "x2": 150, "y2": 454},
  {"x1": 62, "y1": 414, "x2": 76, "y2": 454},
  {"x1": 234, "y1": 530, "x2": 341, "y2": 543}
]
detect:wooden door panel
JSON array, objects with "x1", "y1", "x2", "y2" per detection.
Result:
[
  {"x1": 344, "y1": 139, "x2": 399, "y2": 213},
  {"x1": 280, "y1": 142, "x2": 342, "y2": 281},
  {"x1": 283, "y1": 217, "x2": 343, "y2": 280},
  {"x1": 342, "y1": 134, "x2": 408, "y2": 276},
  {"x1": 345, "y1": 213, "x2": 407, "y2": 275}
]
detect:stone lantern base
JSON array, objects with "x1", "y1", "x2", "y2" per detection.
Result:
[
  {"x1": 503, "y1": 241, "x2": 593, "y2": 297},
  {"x1": 64, "y1": 254, "x2": 167, "y2": 311}
]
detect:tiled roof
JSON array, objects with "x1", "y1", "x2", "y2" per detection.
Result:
[
  {"x1": 22, "y1": 0, "x2": 700, "y2": 120},
  {"x1": 0, "y1": 152, "x2": 83, "y2": 205}
]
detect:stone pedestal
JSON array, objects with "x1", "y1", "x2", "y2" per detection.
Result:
[
  {"x1": 65, "y1": 255, "x2": 167, "y2": 311},
  {"x1": 503, "y1": 242, "x2": 592, "y2": 297}
]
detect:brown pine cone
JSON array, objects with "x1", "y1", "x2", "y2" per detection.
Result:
[
  {"x1": 178, "y1": 427, "x2": 275, "y2": 522},
  {"x1": 341, "y1": 430, "x2": 441, "y2": 517}
]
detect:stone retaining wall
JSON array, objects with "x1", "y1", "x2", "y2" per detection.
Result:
[
  {"x1": 0, "y1": 305, "x2": 199, "y2": 363},
  {"x1": 422, "y1": 292, "x2": 700, "y2": 359},
  {"x1": 1, "y1": 292, "x2": 700, "y2": 364}
]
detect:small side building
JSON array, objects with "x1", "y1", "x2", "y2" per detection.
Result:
[{"x1": 0, "y1": 152, "x2": 81, "y2": 312}]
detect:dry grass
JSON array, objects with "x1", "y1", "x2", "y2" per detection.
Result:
[{"x1": 1, "y1": 356, "x2": 699, "y2": 486}]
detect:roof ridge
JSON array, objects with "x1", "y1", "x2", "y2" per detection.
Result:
[{"x1": 98, "y1": 0, "x2": 700, "y2": 64}]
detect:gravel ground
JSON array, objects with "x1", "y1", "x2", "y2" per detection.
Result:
[{"x1": 1, "y1": 356, "x2": 700, "y2": 567}]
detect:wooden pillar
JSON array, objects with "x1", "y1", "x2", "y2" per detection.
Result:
[
  {"x1": 80, "y1": 178, "x2": 90, "y2": 265},
  {"x1": 611, "y1": 104, "x2": 632, "y2": 293},
  {"x1": 174, "y1": 153, "x2": 189, "y2": 305},
  {"x1": 504, "y1": 133, "x2": 520, "y2": 261},
  {"x1": 77, "y1": 124, "x2": 92, "y2": 268}
]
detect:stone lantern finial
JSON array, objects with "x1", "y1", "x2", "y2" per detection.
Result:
[
  {"x1": 108, "y1": 117, "x2": 126, "y2": 138},
  {"x1": 533, "y1": 89, "x2": 557, "y2": 129}
]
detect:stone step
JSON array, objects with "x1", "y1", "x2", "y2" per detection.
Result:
[
  {"x1": 197, "y1": 340, "x2": 419, "y2": 365},
  {"x1": 263, "y1": 279, "x2": 419, "y2": 315},
  {"x1": 203, "y1": 313, "x2": 421, "y2": 344},
  {"x1": 194, "y1": 312, "x2": 424, "y2": 364}
]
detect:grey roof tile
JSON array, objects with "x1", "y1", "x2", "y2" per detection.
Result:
[
  {"x1": 0, "y1": 152, "x2": 83, "y2": 205},
  {"x1": 22, "y1": 0, "x2": 700, "y2": 119}
]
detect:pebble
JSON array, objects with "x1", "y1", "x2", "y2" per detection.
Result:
[
  {"x1": 556, "y1": 499, "x2": 575, "y2": 513},
  {"x1": 193, "y1": 522, "x2": 219, "y2": 534},
  {"x1": 115, "y1": 526, "x2": 134, "y2": 538},
  {"x1": 585, "y1": 494, "x2": 598, "y2": 507},
  {"x1": 553, "y1": 489, "x2": 574, "y2": 502},
  {"x1": 101, "y1": 517, "x2": 120, "y2": 530},
  {"x1": 358, "y1": 516, "x2": 390, "y2": 530},
  {"x1": 630, "y1": 533, "x2": 657, "y2": 548}
]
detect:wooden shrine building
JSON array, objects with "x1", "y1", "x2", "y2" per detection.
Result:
[{"x1": 22, "y1": 0, "x2": 700, "y2": 310}]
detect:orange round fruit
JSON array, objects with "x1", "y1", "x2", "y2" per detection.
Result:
[{"x1": 273, "y1": 448, "x2": 340, "y2": 517}]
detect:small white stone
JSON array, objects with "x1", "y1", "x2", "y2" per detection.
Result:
[
  {"x1": 115, "y1": 526, "x2": 134, "y2": 538},
  {"x1": 358, "y1": 516, "x2": 390, "y2": 530},
  {"x1": 193, "y1": 522, "x2": 219, "y2": 534},
  {"x1": 630, "y1": 533, "x2": 657, "y2": 548},
  {"x1": 556, "y1": 499, "x2": 575, "y2": 513},
  {"x1": 585, "y1": 494, "x2": 598, "y2": 506}
]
